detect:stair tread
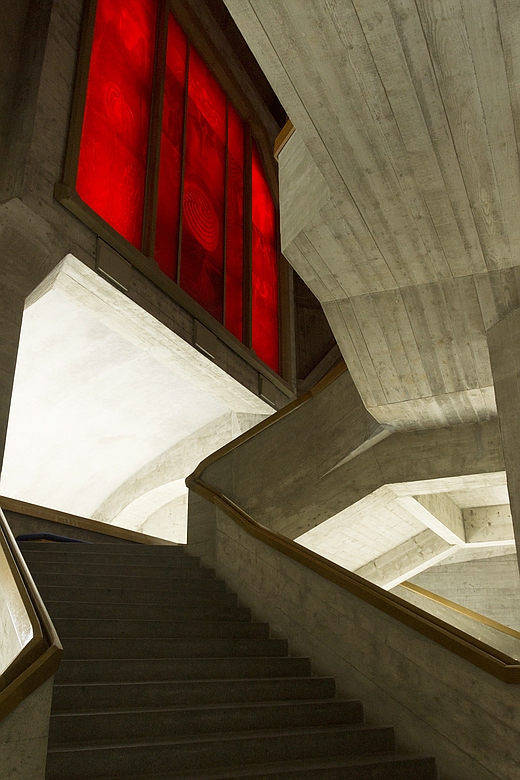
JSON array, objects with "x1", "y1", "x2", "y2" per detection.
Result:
[
  {"x1": 33, "y1": 572, "x2": 220, "y2": 583},
  {"x1": 18, "y1": 542, "x2": 181, "y2": 551},
  {"x1": 48, "y1": 722, "x2": 392, "y2": 752},
  {"x1": 54, "y1": 676, "x2": 334, "y2": 688},
  {"x1": 80, "y1": 753, "x2": 437, "y2": 780},
  {"x1": 53, "y1": 618, "x2": 263, "y2": 626},
  {"x1": 50, "y1": 698, "x2": 360, "y2": 717},
  {"x1": 57, "y1": 655, "x2": 309, "y2": 663}
]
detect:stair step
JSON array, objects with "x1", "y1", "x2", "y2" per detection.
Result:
[
  {"x1": 21, "y1": 542, "x2": 438, "y2": 779},
  {"x1": 27, "y1": 560, "x2": 213, "y2": 578},
  {"x1": 45, "y1": 724, "x2": 395, "y2": 779},
  {"x1": 37, "y1": 585, "x2": 238, "y2": 607},
  {"x1": 21, "y1": 548, "x2": 196, "y2": 568},
  {"x1": 17, "y1": 542, "x2": 184, "y2": 557},
  {"x1": 61, "y1": 636, "x2": 288, "y2": 660},
  {"x1": 78, "y1": 753, "x2": 438, "y2": 780},
  {"x1": 46, "y1": 601, "x2": 251, "y2": 622},
  {"x1": 55, "y1": 656, "x2": 313, "y2": 684},
  {"x1": 52, "y1": 676, "x2": 336, "y2": 711},
  {"x1": 53, "y1": 617, "x2": 269, "y2": 639},
  {"x1": 49, "y1": 699, "x2": 363, "y2": 743},
  {"x1": 32, "y1": 571, "x2": 222, "y2": 589}
]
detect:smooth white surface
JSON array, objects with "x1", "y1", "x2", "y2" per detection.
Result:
[
  {"x1": 0, "y1": 541, "x2": 32, "y2": 676},
  {"x1": 0, "y1": 289, "x2": 231, "y2": 517},
  {"x1": 111, "y1": 479, "x2": 187, "y2": 532}
]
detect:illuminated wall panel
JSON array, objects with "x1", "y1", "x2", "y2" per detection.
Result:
[
  {"x1": 180, "y1": 48, "x2": 226, "y2": 323},
  {"x1": 76, "y1": 0, "x2": 281, "y2": 374},
  {"x1": 77, "y1": 0, "x2": 157, "y2": 249}
]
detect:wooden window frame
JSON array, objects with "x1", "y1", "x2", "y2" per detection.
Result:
[{"x1": 55, "y1": 0, "x2": 294, "y2": 392}]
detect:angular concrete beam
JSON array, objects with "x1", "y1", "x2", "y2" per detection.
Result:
[
  {"x1": 354, "y1": 530, "x2": 455, "y2": 590},
  {"x1": 396, "y1": 493, "x2": 466, "y2": 545},
  {"x1": 463, "y1": 505, "x2": 515, "y2": 544}
]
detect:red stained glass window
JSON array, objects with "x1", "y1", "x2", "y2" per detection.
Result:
[
  {"x1": 251, "y1": 142, "x2": 279, "y2": 373},
  {"x1": 77, "y1": 0, "x2": 281, "y2": 374},
  {"x1": 225, "y1": 104, "x2": 244, "y2": 341},
  {"x1": 77, "y1": 0, "x2": 157, "y2": 249},
  {"x1": 155, "y1": 13, "x2": 187, "y2": 279},
  {"x1": 180, "y1": 48, "x2": 226, "y2": 323}
]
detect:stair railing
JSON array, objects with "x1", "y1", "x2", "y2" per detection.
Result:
[
  {"x1": 186, "y1": 362, "x2": 520, "y2": 684},
  {"x1": 400, "y1": 580, "x2": 520, "y2": 642},
  {"x1": 0, "y1": 507, "x2": 62, "y2": 722}
]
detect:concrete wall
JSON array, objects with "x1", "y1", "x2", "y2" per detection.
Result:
[
  {"x1": 410, "y1": 554, "x2": 520, "y2": 631},
  {"x1": 0, "y1": 677, "x2": 54, "y2": 780},
  {"x1": 394, "y1": 583, "x2": 520, "y2": 661},
  {"x1": 187, "y1": 495, "x2": 520, "y2": 780},
  {"x1": 203, "y1": 367, "x2": 505, "y2": 540}
]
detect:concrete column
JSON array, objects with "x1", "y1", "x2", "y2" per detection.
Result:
[
  {"x1": 0, "y1": 197, "x2": 73, "y2": 477},
  {"x1": 487, "y1": 308, "x2": 520, "y2": 572}
]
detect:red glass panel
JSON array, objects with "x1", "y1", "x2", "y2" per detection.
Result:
[
  {"x1": 77, "y1": 0, "x2": 157, "y2": 249},
  {"x1": 154, "y1": 13, "x2": 187, "y2": 279},
  {"x1": 180, "y1": 47, "x2": 226, "y2": 323},
  {"x1": 225, "y1": 104, "x2": 244, "y2": 341},
  {"x1": 251, "y1": 142, "x2": 279, "y2": 372}
]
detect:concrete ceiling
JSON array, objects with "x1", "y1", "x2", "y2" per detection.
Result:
[
  {"x1": 296, "y1": 474, "x2": 514, "y2": 589},
  {"x1": 224, "y1": 0, "x2": 520, "y2": 431}
]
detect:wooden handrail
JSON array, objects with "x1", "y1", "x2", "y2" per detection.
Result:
[
  {"x1": 186, "y1": 361, "x2": 520, "y2": 684},
  {"x1": 400, "y1": 581, "x2": 520, "y2": 642},
  {"x1": 274, "y1": 119, "x2": 295, "y2": 160},
  {"x1": 0, "y1": 508, "x2": 63, "y2": 722},
  {"x1": 0, "y1": 496, "x2": 178, "y2": 546}
]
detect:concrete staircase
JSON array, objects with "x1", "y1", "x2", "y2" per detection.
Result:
[{"x1": 19, "y1": 541, "x2": 438, "y2": 779}]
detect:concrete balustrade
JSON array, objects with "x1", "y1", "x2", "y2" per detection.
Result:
[{"x1": 187, "y1": 493, "x2": 520, "y2": 780}]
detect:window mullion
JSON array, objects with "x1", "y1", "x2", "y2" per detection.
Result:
[
  {"x1": 222, "y1": 101, "x2": 229, "y2": 326},
  {"x1": 242, "y1": 123, "x2": 253, "y2": 349},
  {"x1": 176, "y1": 41, "x2": 191, "y2": 286},
  {"x1": 141, "y1": 0, "x2": 169, "y2": 259}
]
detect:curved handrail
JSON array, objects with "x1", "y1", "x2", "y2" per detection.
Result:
[
  {"x1": 0, "y1": 507, "x2": 63, "y2": 722},
  {"x1": 186, "y1": 361, "x2": 520, "y2": 684}
]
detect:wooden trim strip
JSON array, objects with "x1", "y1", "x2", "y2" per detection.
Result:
[
  {"x1": 274, "y1": 119, "x2": 295, "y2": 160},
  {"x1": 185, "y1": 361, "x2": 520, "y2": 683},
  {"x1": 0, "y1": 497, "x2": 178, "y2": 546},
  {"x1": 400, "y1": 581, "x2": 520, "y2": 642}
]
